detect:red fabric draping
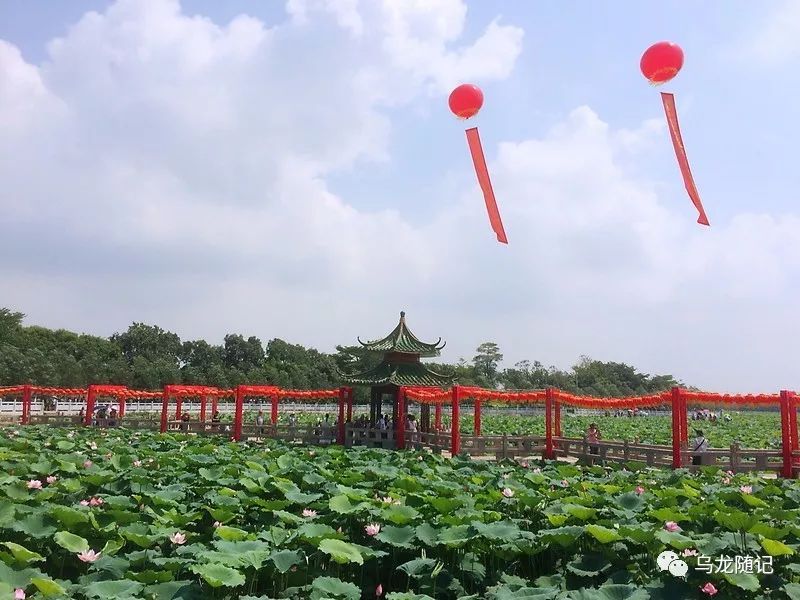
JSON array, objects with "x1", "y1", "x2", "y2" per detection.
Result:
[
  {"x1": 661, "y1": 92, "x2": 709, "y2": 226},
  {"x1": 1, "y1": 384, "x2": 789, "y2": 409},
  {"x1": 466, "y1": 127, "x2": 508, "y2": 244}
]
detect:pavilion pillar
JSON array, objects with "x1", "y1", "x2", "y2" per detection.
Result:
[
  {"x1": 118, "y1": 394, "x2": 126, "y2": 418},
  {"x1": 554, "y1": 399, "x2": 562, "y2": 437},
  {"x1": 420, "y1": 404, "x2": 430, "y2": 432},
  {"x1": 85, "y1": 385, "x2": 97, "y2": 426},
  {"x1": 21, "y1": 384, "x2": 32, "y2": 425},
  {"x1": 211, "y1": 395, "x2": 218, "y2": 416},
  {"x1": 474, "y1": 398, "x2": 482, "y2": 436},
  {"x1": 271, "y1": 395, "x2": 279, "y2": 425},
  {"x1": 337, "y1": 387, "x2": 346, "y2": 445},
  {"x1": 450, "y1": 385, "x2": 461, "y2": 455},
  {"x1": 370, "y1": 388, "x2": 378, "y2": 425},
  {"x1": 671, "y1": 387, "x2": 682, "y2": 469},
  {"x1": 680, "y1": 390, "x2": 688, "y2": 445},
  {"x1": 544, "y1": 388, "x2": 554, "y2": 459},
  {"x1": 396, "y1": 386, "x2": 406, "y2": 450},
  {"x1": 791, "y1": 392, "x2": 799, "y2": 471},
  {"x1": 175, "y1": 395, "x2": 183, "y2": 420},
  {"x1": 199, "y1": 395, "x2": 207, "y2": 422},
  {"x1": 233, "y1": 386, "x2": 244, "y2": 441},
  {"x1": 160, "y1": 386, "x2": 170, "y2": 433},
  {"x1": 346, "y1": 387, "x2": 353, "y2": 421},
  {"x1": 434, "y1": 403, "x2": 442, "y2": 430},
  {"x1": 781, "y1": 390, "x2": 793, "y2": 478}
]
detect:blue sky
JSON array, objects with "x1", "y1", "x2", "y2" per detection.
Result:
[{"x1": 0, "y1": 0, "x2": 798, "y2": 392}]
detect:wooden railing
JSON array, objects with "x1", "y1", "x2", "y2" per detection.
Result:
[
  {"x1": 344, "y1": 425, "x2": 396, "y2": 449},
  {"x1": 553, "y1": 436, "x2": 784, "y2": 474},
  {"x1": 6, "y1": 417, "x2": 794, "y2": 476},
  {"x1": 241, "y1": 424, "x2": 338, "y2": 445}
]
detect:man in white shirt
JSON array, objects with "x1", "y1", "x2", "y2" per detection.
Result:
[{"x1": 692, "y1": 429, "x2": 708, "y2": 466}]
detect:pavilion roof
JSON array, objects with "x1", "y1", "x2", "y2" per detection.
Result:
[
  {"x1": 357, "y1": 312, "x2": 445, "y2": 356},
  {"x1": 340, "y1": 361, "x2": 454, "y2": 387}
]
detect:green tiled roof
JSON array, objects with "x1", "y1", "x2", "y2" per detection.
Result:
[
  {"x1": 340, "y1": 361, "x2": 455, "y2": 387},
  {"x1": 357, "y1": 312, "x2": 445, "y2": 356}
]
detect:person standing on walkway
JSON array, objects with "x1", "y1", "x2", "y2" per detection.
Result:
[{"x1": 692, "y1": 429, "x2": 708, "y2": 466}]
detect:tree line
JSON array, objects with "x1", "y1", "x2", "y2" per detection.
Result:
[{"x1": 0, "y1": 308, "x2": 683, "y2": 399}]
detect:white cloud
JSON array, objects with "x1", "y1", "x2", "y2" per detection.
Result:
[
  {"x1": 1, "y1": 0, "x2": 798, "y2": 393},
  {"x1": 742, "y1": 0, "x2": 800, "y2": 64}
]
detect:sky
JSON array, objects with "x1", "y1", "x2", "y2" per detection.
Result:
[{"x1": 1, "y1": 0, "x2": 798, "y2": 393}]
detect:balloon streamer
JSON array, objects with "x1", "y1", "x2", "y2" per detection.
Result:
[
  {"x1": 661, "y1": 93, "x2": 709, "y2": 226},
  {"x1": 448, "y1": 83, "x2": 508, "y2": 244},
  {"x1": 465, "y1": 127, "x2": 508, "y2": 244}
]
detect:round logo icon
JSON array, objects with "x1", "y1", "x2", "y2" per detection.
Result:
[
  {"x1": 657, "y1": 550, "x2": 689, "y2": 577},
  {"x1": 657, "y1": 550, "x2": 679, "y2": 571}
]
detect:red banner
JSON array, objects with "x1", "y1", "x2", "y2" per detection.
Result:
[
  {"x1": 465, "y1": 127, "x2": 508, "y2": 244},
  {"x1": 661, "y1": 93, "x2": 709, "y2": 226}
]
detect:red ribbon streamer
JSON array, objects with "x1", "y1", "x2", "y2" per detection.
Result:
[
  {"x1": 465, "y1": 127, "x2": 508, "y2": 243},
  {"x1": 661, "y1": 92, "x2": 709, "y2": 226}
]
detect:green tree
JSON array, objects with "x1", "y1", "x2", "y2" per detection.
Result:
[
  {"x1": 111, "y1": 323, "x2": 182, "y2": 366},
  {"x1": 473, "y1": 342, "x2": 503, "y2": 385},
  {"x1": 0, "y1": 308, "x2": 24, "y2": 345},
  {"x1": 223, "y1": 334, "x2": 265, "y2": 372}
]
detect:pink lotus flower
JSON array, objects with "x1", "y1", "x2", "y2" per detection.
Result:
[
  {"x1": 27, "y1": 480, "x2": 42, "y2": 490},
  {"x1": 635, "y1": 486, "x2": 645, "y2": 495},
  {"x1": 375, "y1": 583, "x2": 383, "y2": 597},
  {"x1": 502, "y1": 487, "x2": 514, "y2": 498},
  {"x1": 726, "y1": 470, "x2": 734, "y2": 476},
  {"x1": 169, "y1": 532, "x2": 186, "y2": 545},
  {"x1": 561, "y1": 479, "x2": 569, "y2": 487},
  {"x1": 213, "y1": 521, "x2": 221, "y2": 527},
  {"x1": 14, "y1": 589, "x2": 25, "y2": 599},
  {"x1": 302, "y1": 509, "x2": 317, "y2": 518},
  {"x1": 521, "y1": 461, "x2": 529, "y2": 468},
  {"x1": 46, "y1": 475, "x2": 57, "y2": 484},
  {"x1": 739, "y1": 485, "x2": 752, "y2": 494},
  {"x1": 683, "y1": 548, "x2": 699, "y2": 556},
  {"x1": 133, "y1": 460, "x2": 142, "y2": 467},
  {"x1": 78, "y1": 549, "x2": 101, "y2": 562},
  {"x1": 722, "y1": 477, "x2": 731, "y2": 485},
  {"x1": 89, "y1": 497, "x2": 104, "y2": 507},
  {"x1": 83, "y1": 460, "x2": 93, "y2": 469},
  {"x1": 80, "y1": 500, "x2": 89, "y2": 506},
  {"x1": 701, "y1": 582, "x2": 718, "y2": 596},
  {"x1": 664, "y1": 521, "x2": 681, "y2": 532},
  {"x1": 365, "y1": 523, "x2": 381, "y2": 536}
]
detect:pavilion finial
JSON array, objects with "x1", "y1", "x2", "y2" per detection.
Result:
[{"x1": 400, "y1": 311, "x2": 405, "y2": 319}]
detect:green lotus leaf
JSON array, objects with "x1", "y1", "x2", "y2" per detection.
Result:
[
  {"x1": 191, "y1": 563, "x2": 246, "y2": 588},
  {"x1": 376, "y1": 525, "x2": 416, "y2": 548},
  {"x1": 310, "y1": 576, "x2": 361, "y2": 600},
  {"x1": 84, "y1": 579, "x2": 145, "y2": 598},
  {"x1": 53, "y1": 530, "x2": 90, "y2": 553},
  {"x1": 318, "y1": 539, "x2": 364, "y2": 565},
  {"x1": 3, "y1": 541, "x2": 44, "y2": 564}
]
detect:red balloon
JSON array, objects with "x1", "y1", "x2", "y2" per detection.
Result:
[
  {"x1": 448, "y1": 84, "x2": 483, "y2": 119},
  {"x1": 640, "y1": 41, "x2": 684, "y2": 84}
]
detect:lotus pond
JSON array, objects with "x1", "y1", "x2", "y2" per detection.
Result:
[
  {"x1": 1, "y1": 426, "x2": 799, "y2": 599},
  {"x1": 461, "y1": 413, "x2": 783, "y2": 449}
]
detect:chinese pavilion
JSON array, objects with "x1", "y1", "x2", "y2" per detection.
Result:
[{"x1": 340, "y1": 312, "x2": 454, "y2": 430}]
